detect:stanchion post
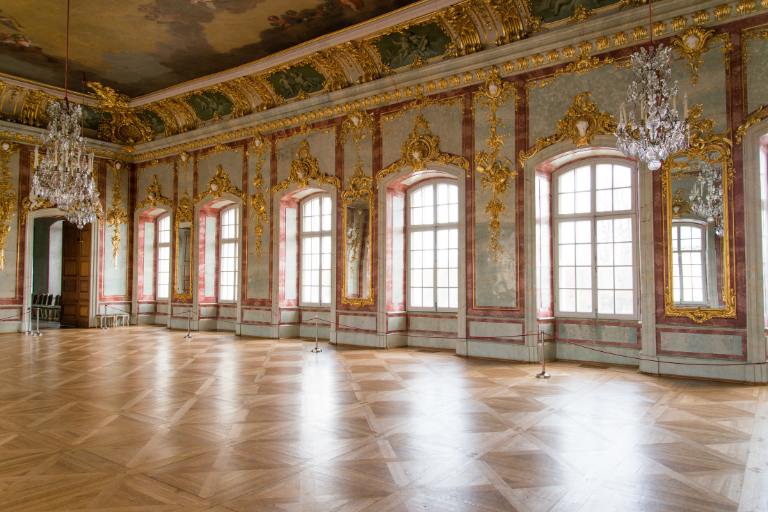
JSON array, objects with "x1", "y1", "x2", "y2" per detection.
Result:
[
  {"x1": 311, "y1": 316, "x2": 322, "y2": 353},
  {"x1": 31, "y1": 307, "x2": 42, "y2": 337},
  {"x1": 535, "y1": 330, "x2": 550, "y2": 379},
  {"x1": 184, "y1": 309, "x2": 193, "y2": 340},
  {"x1": 24, "y1": 307, "x2": 31, "y2": 336}
]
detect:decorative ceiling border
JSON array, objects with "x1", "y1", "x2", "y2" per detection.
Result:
[{"x1": 0, "y1": 0, "x2": 765, "y2": 159}]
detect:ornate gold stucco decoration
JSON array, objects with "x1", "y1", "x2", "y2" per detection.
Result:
[
  {"x1": 137, "y1": 174, "x2": 173, "y2": 210},
  {"x1": 342, "y1": 165, "x2": 374, "y2": 205},
  {"x1": 475, "y1": 68, "x2": 517, "y2": 260},
  {"x1": 736, "y1": 104, "x2": 768, "y2": 143},
  {"x1": 341, "y1": 110, "x2": 374, "y2": 167},
  {"x1": 0, "y1": 141, "x2": 18, "y2": 271},
  {"x1": 249, "y1": 136, "x2": 269, "y2": 256},
  {"x1": 197, "y1": 165, "x2": 245, "y2": 202},
  {"x1": 176, "y1": 192, "x2": 193, "y2": 224},
  {"x1": 87, "y1": 82, "x2": 153, "y2": 145},
  {"x1": 671, "y1": 26, "x2": 716, "y2": 86},
  {"x1": 377, "y1": 114, "x2": 469, "y2": 181},
  {"x1": 518, "y1": 92, "x2": 617, "y2": 171},
  {"x1": 105, "y1": 162, "x2": 129, "y2": 269},
  {"x1": 273, "y1": 139, "x2": 341, "y2": 193},
  {"x1": 661, "y1": 106, "x2": 736, "y2": 323},
  {"x1": 571, "y1": 4, "x2": 594, "y2": 22}
]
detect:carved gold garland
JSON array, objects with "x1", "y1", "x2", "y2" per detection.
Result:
[
  {"x1": 196, "y1": 165, "x2": 245, "y2": 203},
  {"x1": 475, "y1": 68, "x2": 516, "y2": 260},
  {"x1": 377, "y1": 114, "x2": 469, "y2": 181},
  {"x1": 136, "y1": 174, "x2": 173, "y2": 210},
  {"x1": 249, "y1": 137, "x2": 269, "y2": 256},
  {"x1": 272, "y1": 139, "x2": 341, "y2": 193},
  {"x1": 671, "y1": 26, "x2": 717, "y2": 86},
  {"x1": 105, "y1": 162, "x2": 129, "y2": 269},
  {"x1": 662, "y1": 106, "x2": 736, "y2": 323},
  {"x1": 0, "y1": 141, "x2": 18, "y2": 271},
  {"x1": 518, "y1": 92, "x2": 617, "y2": 172}
]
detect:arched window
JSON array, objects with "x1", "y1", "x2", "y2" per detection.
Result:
[
  {"x1": 408, "y1": 181, "x2": 459, "y2": 310},
  {"x1": 219, "y1": 206, "x2": 240, "y2": 302},
  {"x1": 671, "y1": 220, "x2": 707, "y2": 304},
  {"x1": 554, "y1": 161, "x2": 637, "y2": 317},
  {"x1": 156, "y1": 214, "x2": 171, "y2": 300},
  {"x1": 300, "y1": 194, "x2": 332, "y2": 305}
]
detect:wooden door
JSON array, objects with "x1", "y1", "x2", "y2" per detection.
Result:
[{"x1": 60, "y1": 222, "x2": 91, "y2": 327}]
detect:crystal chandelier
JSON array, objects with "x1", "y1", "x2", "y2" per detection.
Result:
[
  {"x1": 30, "y1": 0, "x2": 101, "y2": 229},
  {"x1": 689, "y1": 161, "x2": 724, "y2": 237},
  {"x1": 615, "y1": 1, "x2": 688, "y2": 171}
]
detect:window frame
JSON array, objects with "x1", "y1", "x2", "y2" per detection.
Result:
[
  {"x1": 552, "y1": 158, "x2": 639, "y2": 320},
  {"x1": 405, "y1": 178, "x2": 460, "y2": 312},
  {"x1": 156, "y1": 213, "x2": 171, "y2": 300},
  {"x1": 218, "y1": 205, "x2": 240, "y2": 304},
  {"x1": 299, "y1": 193, "x2": 333, "y2": 307},
  {"x1": 670, "y1": 218, "x2": 709, "y2": 306}
]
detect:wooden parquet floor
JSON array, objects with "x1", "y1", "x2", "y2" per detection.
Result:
[{"x1": 0, "y1": 326, "x2": 766, "y2": 511}]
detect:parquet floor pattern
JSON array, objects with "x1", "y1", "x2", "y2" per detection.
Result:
[{"x1": 0, "y1": 326, "x2": 766, "y2": 511}]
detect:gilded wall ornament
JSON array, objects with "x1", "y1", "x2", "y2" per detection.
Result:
[
  {"x1": 475, "y1": 68, "x2": 517, "y2": 260},
  {"x1": 105, "y1": 162, "x2": 129, "y2": 269},
  {"x1": 341, "y1": 110, "x2": 374, "y2": 169},
  {"x1": 196, "y1": 165, "x2": 245, "y2": 202},
  {"x1": 570, "y1": 4, "x2": 593, "y2": 22},
  {"x1": 671, "y1": 26, "x2": 716, "y2": 86},
  {"x1": 250, "y1": 137, "x2": 269, "y2": 256},
  {"x1": 272, "y1": 140, "x2": 341, "y2": 193},
  {"x1": 136, "y1": 174, "x2": 173, "y2": 210},
  {"x1": 377, "y1": 114, "x2": 469, "y2": 181},
  {"x1": 736, "y1": 104, "x2": 768, "y2": 143},
  {"x1": 518, "y1": 92, "x2": 617, "y2": 171},
  {"x1": 87, "y1": 82, "x2": 153, "y2": 145},
  {"x1": 0, "y1": 141, "x2": 18, "y2": 271},
  {"x1": 342, "y1": 165, "x2": 374, "y2": 205},
  {"x1": 176, "y1": 191, "x2": 194, "y2": 224}
]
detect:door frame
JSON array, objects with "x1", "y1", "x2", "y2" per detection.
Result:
[{"x1": 23, "y1": 209, "x2": 100, "y2": 328}]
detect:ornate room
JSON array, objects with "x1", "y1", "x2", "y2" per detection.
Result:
[{"x1": 0, "y1": 0, "x2": 767, "y2": 510}]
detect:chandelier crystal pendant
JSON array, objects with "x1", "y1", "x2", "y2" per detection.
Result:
[
  {"x1": 615, "y1": 1, "x2": 688, "y2": 171},
  {"x1": 689, "y1": 161, "x2": 724, "y2": 237},
  {"x1": 30, "y1": 0, "x2": 101, "y2": 229}
]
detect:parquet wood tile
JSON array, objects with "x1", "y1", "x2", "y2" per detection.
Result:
[{"x1": 0, "y1": 326, "x2": 766, "y2": 511}]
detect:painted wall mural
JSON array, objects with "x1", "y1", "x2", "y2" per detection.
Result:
[{"x1": 0, "y1": 0, "x2": 418, "y2": 97}]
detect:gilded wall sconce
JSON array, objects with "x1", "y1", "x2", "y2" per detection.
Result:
[{"x1": 0, "y1": 141, "x2": 18, "y2": 271}]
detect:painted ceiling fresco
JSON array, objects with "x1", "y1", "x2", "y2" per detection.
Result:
[
  {"x1": 532, "y1": 0, "x2": 622, "y2": 23},
  {"x1": 0, "y1": 0, "x2": 419, "y2": 97}
]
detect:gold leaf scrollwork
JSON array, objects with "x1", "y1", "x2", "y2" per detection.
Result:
[
  {"x1": 475, "y1": 68, "x2": 517, "y2": 260},
  {"x1": 137, "y1": 174, "x2": 173, "y2": 211},
  {"x1": 662, "y1": 105, "x2": 736, "y2": 323},
  {"x1": 272, "y1": 140, "x2": 341, "y2": 193},
  {"x1": 671, "y1": 26, "x2": 716, "y2": 86},
  {"x1": 176, "y1": 192, "x2": 193, "y2": 224},
  {"x1": 250, "y1": 137, "x2": 269, "y2": 256},
  {"x1": 87, "y1": 82, "x2": 153, "y2": 145},
  {"x1": 105, "y1": 162, "x2": 129, "y2": 269},
  {"x1": 377, "y1": 114, "x2": 469, "y2": 181},
  {"x1": 0, "y1": 141, "x2": 18, "y2": 271},
  {"x1": 518, "y1": 92, "x2": 617, "y2": 172},
  {"x1": 342, "y1": 165, "x2": 374, "y2": 205},
  {"x1": 736, "y1": 104, "x2": 768, "y2": 143},
  {"x1": 196, "y1": 165, "x2": 245, "y2": 203}
]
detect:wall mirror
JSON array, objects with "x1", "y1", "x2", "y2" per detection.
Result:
[
  {"x1": 662, "y1": 107, "x2": 735, "y2": 322},
  {"x1": 342, "y1": 167, "x2": 374, "y2": 306},
  {"x1": 174, "y1": 194, "x2": 194, "y2": 302}
]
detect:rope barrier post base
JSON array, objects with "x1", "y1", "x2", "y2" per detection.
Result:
[
  {"x1": 535, "y1": 331, "x2": 550, "y2": 379},
  {"x1": 31, "y1": 307, "x2": 42, "y2": 337},
  {"x1": 24, "y1": 307, "x2": 32, "y2": 336},
  {"x1": 310, "y1": 317, "x2": 322, "y2": 353}
]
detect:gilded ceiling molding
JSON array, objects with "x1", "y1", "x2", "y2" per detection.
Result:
[
  {"x1": 518, "y1": 92, "x2": 617, "y2": 171},
  {"x1": 438, "y1": 2, "x2": 483, "y2": 57},
  {"x1": 736, "y1": 104, "x2": 768, "y2": 143},
  {"x1": 105, "y1": 161, "x2": 129, "y2": 269},
  {"x1": 487, "y1": 0, "x2": 531, "y2": 45},
  {"x1": 0, "y1": 141, "x2": 18, "y2": 271},
  {"x1": 196, "y1": 165, "x2": 245, "y2": 203},
  {"x1": 249, "y1": 136, "x2": 269, "y2": 256},
  {"x1": 475, "y1": 68, "x2": 516, "y2": 260},
  {"x1": 88, "y1": 82, "x2": 153, "y2": 146},
  {"x1": 310, "y1": 51, "x2": 350, "y2": 92},
  {"x1": 272, "y1": 139, "x2": 340, "y2": 194},
  {"x1": 377, "y1": 114, "x2": 469, "y2": 182},
  {"x1": 335, "y1": 40, "x2": 385, "y2": 83},
  {"x1": 136, "y1": 174, "x2": 173, "y2": 211},
  {"x1": 570, "y1": 5, "x2": 594, "y2": 22}
]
